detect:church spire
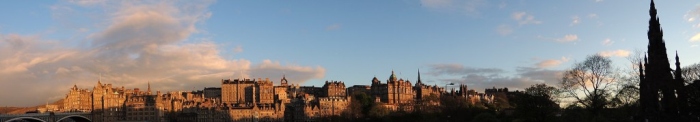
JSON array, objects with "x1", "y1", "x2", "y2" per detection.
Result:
[
  {"x1": 147, "y1": 81, "x2": 152, "y2": 95},
  {"x1": 639, "y1": 60, "x2": 645, "y2": 80},
  {"x1": 417, "y1": 69, "x2": 422, "y2": 84},
  {"x1": 675, "y1": 51, "x2": 682, "y2": 79},
  {"x1": 648, "y1": 0, "x2": 664, "y2": 46},
  {"x1": 650, "y1": 0, "x2": 657, "y2": 18}
]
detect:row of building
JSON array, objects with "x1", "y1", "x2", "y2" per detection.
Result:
[{"x1": 54, "y1": 70, "x2": 506, "y2": 122}]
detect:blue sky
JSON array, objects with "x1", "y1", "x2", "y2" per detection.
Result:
[{"x1": 0, "y1": 0, "x2": 699, "y2": 106}]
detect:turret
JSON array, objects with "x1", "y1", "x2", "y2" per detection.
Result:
[
  {"x1": 417, "y1": 69, "x2": 422, "y2": 84},
  {"x1": 389, "y1": 70, "x2": 397, "y2": 82},
  {"x1": 639, "y1": 60, "x2": 645, "y2": 80},
  {"x1": 147, "y1": 81, "x2": 152, "y2": 95},
  {"x1": 674, "y1": 51, "x2": 682, "y2": 79},
  {"x1": 281, "y1": 75, "x2": 288, "y2": 86}
]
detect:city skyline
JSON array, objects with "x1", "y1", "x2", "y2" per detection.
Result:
[{"x1": 1, "y1": 0, "x2": 700, "y2": 107}]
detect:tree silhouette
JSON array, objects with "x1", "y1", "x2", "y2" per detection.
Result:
[
  {"x1": 511, "y1": 83, "x2": 559, "y2": 122},
  {"x1": 560, "y1": 55, "x2": 617, "y2": 118}
]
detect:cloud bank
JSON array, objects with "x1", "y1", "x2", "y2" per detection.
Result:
[
  {"x1": 427, "y1": 64, "x2": 563, "y2": 92},
  {"x1": 598, "y1": 49, "x2": 631, "y2": 57},
  {"x1": 0, "y1": 0, "x2": 325, "y2": 106},
  {"x1": 420, "y1": 0, "x2": 487, "y2": 16}
]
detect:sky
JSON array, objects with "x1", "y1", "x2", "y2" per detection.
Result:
[{"x1": 1, "y1": 0, "x2": 699, "y2": 107}]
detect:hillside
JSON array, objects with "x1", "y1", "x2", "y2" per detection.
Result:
[{"x1": 0, "y1": 99, "x2": 64, "y2": 114}]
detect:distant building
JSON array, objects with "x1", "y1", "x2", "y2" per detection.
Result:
[
  {"x1": 347, "y1": 85, "x2": 370, "y2": 96},
  {"x1": 371, "y1": 70, "x2": 415, "y2": 111},
  {"x1": 414, "y1": 69, "x2": 443, "y2": 103},
  {"x1": 203, "y1": 87, "x2": 221, "y2": 99}
]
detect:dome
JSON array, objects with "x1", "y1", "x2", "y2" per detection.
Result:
[{"x1": 389, "y1": 70, "x2": 397, "y2": 81}]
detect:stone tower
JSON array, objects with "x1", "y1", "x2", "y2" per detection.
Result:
[{"x1": 639, "y1": 0, "x2": 689, "y2": 121}]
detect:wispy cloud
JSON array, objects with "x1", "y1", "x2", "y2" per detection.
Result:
[
  {"x1": 428, "y1": 64, "x2": 563, "y2": 92},
  {"x1": 536, "y1": 57, "x2": 569, "y2": 68},
  {"x1": 421, "y1": 0, "x2": 487, "y2": 16},
  {"x1": 598, "y1": 49, "x2": 631, "y2": 57},
  {"x1": 512, "y1": 12, "x2": 542, "y2": 25},
  {"x1": 686, "y1": 6, "x2": 700, "y2": 42},
  {"x1": 686, "y1": 6, "x2": 700, "y2": 28},
  {"x1": 690, "y1": 33, "x2": 700, "y2": 42},
  {"x1": 588, "y1": 13, "x2": 598, "y2": 18},
  {"x1": 537, "y1": 34, "x2": 579, "y2": 43},
  {"x1": 496, "y1": 24, "x2": 513, "y2": 36},
  {"x1": 602, "y1": 38, "x2": 614, "y2": 46},
  {"x1": 556, "y1": 34, "x2": 578, "y2": 42},
  {"x1": 0, "y1": 0, "x2": 325, "y2": 106},
  {"x1": 427, "y1": 64, "x2": 504, "y2": 76},
  {"x1": 326, "y1": 24, "x2": 341, "y2": 31},
  {"x1": 570, "y1": 16, "x2": 580, "y2": 26},
  {"x1": 233, "y1": 45, "x2": 244, "y2": 53}
]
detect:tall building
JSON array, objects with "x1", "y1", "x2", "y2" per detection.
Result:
[
  {"x1": 274, "y1": 75, "x2": 290, "y2": 104},
  {"x1": 347, "y1": 85, "x2": 370, "y2": 96},
  {"x1": 322, "y1": 80, "x2": 346, "y2": 98},
  {"x1": 639, "y1": 0, "x2": 689, "y2": 121},
  {"x1": 371, "y1": 70, "x2": 415, "y2": 111},
  {"x1": 414, "y1": 69, "x2": 443, "y2": 102},
  {"x1": 63, "y1": 85, "x2": 92, "y2": 112},
  {"x1": 221, "y1": 78, "x2": 256, "y2": 106},
  {"x1": 203, "y1": 87, "x2": 222, "y2": 99},
  {"x1": 257, "y1": 78, "x2": 275, "y2": 104}
]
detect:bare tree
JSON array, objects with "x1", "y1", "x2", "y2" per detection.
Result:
[
  {"x1": 682, "y1": 63, "x2": 700, "y2": 83},
  {"x1": 560, "y1": 55, "x2": 618, "y2": 116},
  {"x1": 610, "y1": 50, "x2": 644, "y2": 107}
]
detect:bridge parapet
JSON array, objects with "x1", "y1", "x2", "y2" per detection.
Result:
[{"x1": 0, "y1": 112, "x2": 92, "y2": 122}]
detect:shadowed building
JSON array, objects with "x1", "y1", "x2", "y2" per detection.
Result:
[
  {"x1": 347, "y1": 85, "x2": 370, "y2": 96},
  {"x1": 221, "y1": 78, "x2": 257, "y2": 106},
  {"x1": 203, "y1": 87, "x2": 221, "y2": 99},
  {"x1": 414, "y1": 69, "x2": 443, "y2": 104},
  {"x1": 638, "y1": 0, "x2": 690, "y2": 121}
]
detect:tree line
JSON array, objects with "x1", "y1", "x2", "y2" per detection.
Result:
[{"x1": 319, "y1": 53, "x2": 700, "y2": 122}]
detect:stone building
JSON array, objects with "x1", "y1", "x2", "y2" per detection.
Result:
[
  {"x1": 347, "y1": 85, "x2": 370, "y2": 96},
  {"x1": 318, "y1": 97, "x2": 350, "y2": 117},
  {"x1": 371, "y1": 70, "x2": 415, "y2": 111},
  {"x1": 414, "y1": 70, "x2": 443, "y2": 103},
  {"x1": 124, "y1": 94, "x2": 158, "y2": 121},
  {"x1": 291, "y1": 93, "x2": 321, "y2": 122},
  {"x1": 274, "y1": 76, "x2": 290, "y2": 104},
  {"x1": 322, "y1": 80, "x2": 346, "y2": 98},
  {"x1": 221, "y1": 78, "x2": 256, "y2": 105},
  {"x1": 257, "y1": 78, "x2": 275, "y2": 104},
  {"x1": 203, "y1": 87, "x2": 221, "y2": 99},
  {"x1": 63, "y1": 85, "x2": 93, "y2": 112},
  {"x1": 638, "y1": 0, "x2": 691, "y2": 121}
]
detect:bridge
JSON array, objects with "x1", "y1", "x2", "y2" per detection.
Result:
[{"x1": 0, "y1": 112, "x2": 92, "y2": 122}]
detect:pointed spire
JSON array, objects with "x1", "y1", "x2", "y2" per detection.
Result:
[
  {"x1": 98, "y1": 73, "x2": 102, "y2": 85},
  {"x1": 147, "y1": 81, "x2": 152, "y2": 95},
  {"x1": 650, "y1": 0, "x2": 657, "y2": 17},
  {"x1": 639, "y1": 60, "x2": 645, "y2": 79},
  {"x1": 648, "y1": 0, "x2": 664, "y2": 46},
  {"x1": 644, "y1": 54, "x2": 648, "y2": 64},
  {"x1": 675, "y1": 51, "x2": 682, "y2": 79},
  {"x1": 417, "y1": 68, "x2": 422, "y2": 84},
  {"x1": 675, "y1": 50, "x2": 680, "y2": 62}
]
